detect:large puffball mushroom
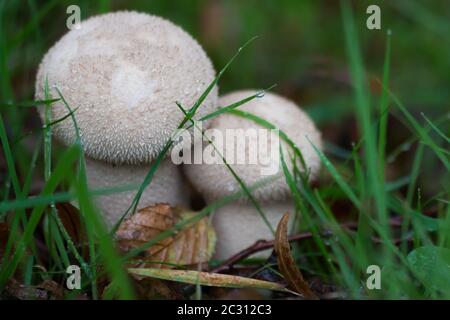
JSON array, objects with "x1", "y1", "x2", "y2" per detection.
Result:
[
  {"x1": 35, "y1": 11, "x2": 217, "y2": 226},
  {"x1": 184, "y1": 90, "x2": 322, "y2": 259},
  {"x1": 35, "y1": 11, "x2": 217, "y2": 163}
]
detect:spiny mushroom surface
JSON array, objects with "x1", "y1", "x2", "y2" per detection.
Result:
[
  {"x1": 184, "y1": 90, "x2": 322, "y2": 259},
  {"x1": 35, "y1": 11, "x2": 218, "y2": 226},
  {"x1": 35, "y1": 11, "x2": 218, "y2": 164}
]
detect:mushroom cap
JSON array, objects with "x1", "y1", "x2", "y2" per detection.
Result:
[
  {"x1": 35, "y1": 11, "x2": 217, "y2": 164},
  {"x1": 184, "y1": 90, "x2": 322, "y2": 202},
  {"x1": 85, "y1": 157, "x2": 190, "y2": 227}
]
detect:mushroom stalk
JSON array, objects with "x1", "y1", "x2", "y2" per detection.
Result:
[
  {"x1": 212, "y1": 202, "x2": 295, "y2": 260},
  {"x1": 85, "y1": 157, "x2": 189, "y2": 227}
]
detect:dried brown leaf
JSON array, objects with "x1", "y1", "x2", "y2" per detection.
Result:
[
  {"x1": 36, "y1": 279, "x2": 65, "y2": 299},
  {"x1": 55, "y1": 202, "x2": 84, "y2": 244},
  {"x1": 129, "y1": 268, "x2": 295, "y2": 293},
  {"x1": 116, "y1": 203, "x2": 216, "y2": 268},
  {"x1": 275, "y1": 213, "x2": 318, "y2": 299},
  {"x1": 6, "y1": 281, "x2": 47, "y2": 300}
]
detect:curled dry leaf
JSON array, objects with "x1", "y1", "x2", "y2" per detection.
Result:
[
  {"x1": 128, "y1": 268, "x2": 296, "y2": 294},
  {"x1": 116, "y1": 203, "x2": 216, "y2": 268},
  {"x1": 275, "y1": 212, "x2": 318, "y2": 299}
]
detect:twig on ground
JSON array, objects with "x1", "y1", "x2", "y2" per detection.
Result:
[{"x1": 211, "y1": 217, "x2": 405, "y2": 274}]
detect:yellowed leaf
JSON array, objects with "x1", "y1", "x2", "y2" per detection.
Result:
[
  {"x1": 116, "y1": 203, "x2": 216, "y2": 268},
  {"x1": 128, "y1": 268, "x2": 295, "y2": 293}
]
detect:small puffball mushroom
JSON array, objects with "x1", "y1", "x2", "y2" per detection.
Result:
[
  {"x1": 35, "y1": 11, "x2": 217, "y2": 226},
  {"x1": 184, "y1": 90, "x2": 322, "y2": 259}
]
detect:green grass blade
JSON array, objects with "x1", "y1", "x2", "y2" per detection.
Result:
[
  {"x1": 420, "y1": 112, "x2": 450, "y2": 144},
  {"x1": 378, "y1": 29, "x2": 392, "y2": 176},
  {"x1": 0, "y1": 184, "x2": 139, "y2": 213},
  {"x1": 10, "y1": 0, "x2": 59, "y2": 49},
  {"x1": 0, "y1": 112, "x2": 21, "y2": 198},
  {"x1": 182, "y1": 36, "x2": 258, "y2": 125},
  {"x1": 229, "y1": 109, "x2": 308, "y2": 174},
  {"x1": 178, "y1": 102, "x2": 274, "y2": 234},
  {"x1": 112, "y1": 38, "x2": 262, "y2": 232},
  {"x1": 0, "y1": 144, "x2": 81, "y2": 289},
  {"x1": 382, "y1": 85, "x2": 450, "y2": 171},
  {"x1": 199, "y1": 84, "x2": 276, "y2": 122},
  {"x1": 341, "y1": 0, "x2": 389, "y2": 245},
  {"x1": 279, "y1": 146, "x2": 339, "y2": 276},
  {"x1": 307, "y1": 136, "x2": 361, "y2": 209},
  {"x1": 0, "y1": 98, "x2": 60, "y2": 108}
]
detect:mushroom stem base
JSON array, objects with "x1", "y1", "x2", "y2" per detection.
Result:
[
  {"x1": 212, "y1": 201, "x2": 295, "y2": 260},
  {"x1": 85, "y1": 157, "x2": 190, "y2": 228}
]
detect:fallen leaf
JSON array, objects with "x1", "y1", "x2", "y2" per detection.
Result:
[
  {"x1": 32, "y1": 202, "x2": 87, "y2": 265},
  {"x1": 275, "y1": 213, "x2": 318, "y2": 299},
  {"x1": 55, "y1": 202, "x2": 84, "y2": 244},
  {"x1": 4, "y1": 274, "x2": 66, "y2": 300},
  {"x1": 128, "y1": 268, "x2": 296, "y2": 294},
  {"x1": 116, "y1": 203, "x2": 216, "y2": 268},
  {"x1": 36, "y1": 279, "x2": 65, "y2": 299},
  {"x1": 5, "y1": 279, "x2": 49, "y2": 300}
]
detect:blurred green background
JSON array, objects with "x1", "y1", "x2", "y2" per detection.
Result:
[{"x1": 1, "y1": 0, "x2": 449, "y2": 197}]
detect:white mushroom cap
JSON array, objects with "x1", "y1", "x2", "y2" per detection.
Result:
[
  {"x1": 185, "y1": 90, "x2": 322, "y2": 203},
  {"x1": 35, "y1": 11, "x2": 217, "y2": 164},
  {"x1": 85, "y1": 157, "x2": 189, "y2": 227}
]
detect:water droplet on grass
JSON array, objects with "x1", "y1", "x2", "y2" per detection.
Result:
[{"x1": 256, "y1": 90, "x2": 265, "y2": 98}]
